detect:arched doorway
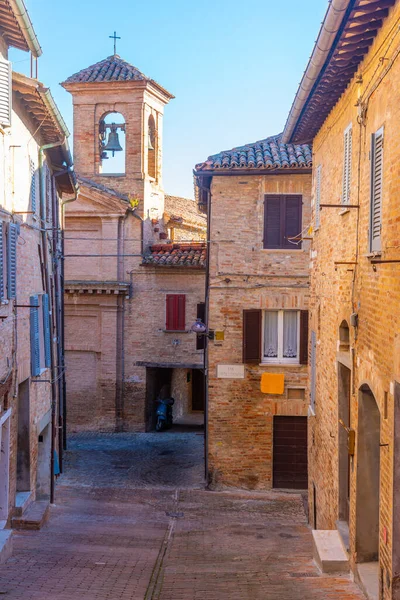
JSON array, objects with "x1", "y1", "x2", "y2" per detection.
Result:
[{"x1": 356, "y1": 384, "x2": 380, "y2": 563}]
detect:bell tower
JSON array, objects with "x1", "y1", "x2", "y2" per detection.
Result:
[{"x1": 61, "y1": 54, "x2": 174, "y2": 221}]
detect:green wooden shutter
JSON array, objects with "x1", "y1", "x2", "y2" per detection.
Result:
[
  {"x1": 7, "y1": 222, "x2": 17, "y2": 299},
  {"x1": 42, "y1": 293, "x2": 51, "y2": 368},
  {"x1": 370, "y1": 128, "x2": 384, "y2": 252},
  {"x1": 0, "y1": 221, "x2": 4, "y2": 300},
  {"x1": 30, "y1": 295, "x2": 40, "y2": 376},
  {"x1": 342, "y1": 124, "x2": 352, "y2": 205}
]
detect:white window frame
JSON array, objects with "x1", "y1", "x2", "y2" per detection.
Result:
[
  {"x1": 342, "y1": 123, "x2": 352, "y2": 205},
  {"x1": 262, "y1": 310, "x2": 300, "y2": 365}
]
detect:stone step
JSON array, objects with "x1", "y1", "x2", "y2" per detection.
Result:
[
  {"x1": 11, "y1": 501, "x2": 49, "y2": 531},
  {"x1": 14, "y1": 491, "x2": 33, "y2": 517},
  {"x1": 0, "y1": 530, "x2": 13, "y2": 564},
  {"x1": 312, "y1": 529, "x2": 350, "y2": 574},
  {"x1": 336, "y1": 519, "x2": 350, "y2": 553}
]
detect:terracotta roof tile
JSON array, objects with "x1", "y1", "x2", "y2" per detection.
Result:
[
  {"x1": 143, "y1": 243, "x2": 206, "y2": 268},
  {"x1": 164, "y1": 195, "x2": 206, "y2": 231},
  {"x1": 195, "y1": 133, "x2": 312, "y2": 171},
  {"x1": 62, "y1": 55, "x2": 174, "y2": 98}
]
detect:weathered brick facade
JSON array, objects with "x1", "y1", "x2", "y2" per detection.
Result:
[
  {"x1": 0, "y1": 16, "x2": 76, "y2": 526},
  {"x1": 196, "y1": 141, "x2": 312, "y2": 488},
  {"x1": 63, "y1": 56, "x2": 206, "y2": 432},
  {"x1": 283, "y1": 1, "x2": 400, "y2": 597}
]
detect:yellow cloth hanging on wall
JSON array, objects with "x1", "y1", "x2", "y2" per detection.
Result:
[{"x1": 260, "y1": 373, "x2": 285, "y2": 395}]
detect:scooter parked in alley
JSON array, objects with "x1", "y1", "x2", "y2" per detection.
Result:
[{"x1": 156, "y1": 397, "x2": 175, "y2": 431}]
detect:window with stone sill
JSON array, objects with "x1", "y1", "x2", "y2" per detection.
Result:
[{"x1": 262, "y1": 310, "x2": 300, "y2": 364}]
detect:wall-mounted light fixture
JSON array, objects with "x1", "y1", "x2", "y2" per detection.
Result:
[{"x1": 190, "y1": 318, "x2": 214, "y2": 340}]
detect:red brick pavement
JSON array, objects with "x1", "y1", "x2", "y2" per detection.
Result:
[{"x1": 0, "y1": 486, "x2": 365, "y2": 600}]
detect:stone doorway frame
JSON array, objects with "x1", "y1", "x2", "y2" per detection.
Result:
[
  {"x1": 0, "y1": 409, "x2": 12, "y2": 522},
  {"x1": 338, "y1": 362, "x2": 351, "y2": 525},
  {"x1": 355, "y1": 384, "x2": 380, "y2": 563}
]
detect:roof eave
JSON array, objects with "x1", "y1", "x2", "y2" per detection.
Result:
[
  {"x1": 62, "y1": 78, "x2": 175, "y2": 103},
  {"x1": 7, "y1": 0, "x2": 42, "y2": 56},
  {"x1": 194, "y1": 167, "x2": 313, "y2": 177},
  {"x1": 13, "y1": 72, "x2": 68, "y2": 142},
  {"x1": 282, "y1": 0, "x2": 351, "y2": 143}
]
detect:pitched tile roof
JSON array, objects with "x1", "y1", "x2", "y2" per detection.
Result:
[
  {"x1": 62, "y1": 55, "x2": 174, "y2": 98},
  {"x1": 164, "y1": 195, "x2": 206, "y2": 232},
  {"x1": 195, "y1": 134, "x2": 312, "y2": 171},
  {"x1": 143, "y1": 243, "x2": 206, "y2": 268},
  {"x1": 77, "y1": 176, "x2": 129, "y2": 202}
]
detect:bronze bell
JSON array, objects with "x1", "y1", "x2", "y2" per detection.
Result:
[
  {"x1": 148, "y1": 131, "x2": 154, "y2": 151},
  {"x1": 104, "y1": 124, "x2": 123, "y2": 157}
]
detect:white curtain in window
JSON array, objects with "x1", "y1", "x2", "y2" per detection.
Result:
[
  {"x1": 264, "y1": 311, "x2": 278, "y2": 357},
  {"x1": 283, "y1": 311, "x2": 297, "y2": 358}
]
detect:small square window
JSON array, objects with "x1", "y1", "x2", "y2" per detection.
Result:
[{"x1": 287, "y1": 388, "x2": 305, "y2": 401}]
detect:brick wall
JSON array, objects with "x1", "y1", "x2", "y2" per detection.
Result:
[
  {"x1": 0, "y1": 92, "x2": 60, "y2": 519},
  {"x1": 308, "y1": 3, "x2": 400, "y2": 596},
  {"x1": 207, "y1": 173, "x2": 311, "y2": 489}
]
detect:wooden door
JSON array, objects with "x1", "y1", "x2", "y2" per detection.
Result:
[
  {"x1": 191, "y1": 369, "x2": 205, "y2": 412},
  {"x1": 273, "y1": 416, "x2": 308, "y2": 489}
]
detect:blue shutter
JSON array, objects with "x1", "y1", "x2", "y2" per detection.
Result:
[
  {"x1": 0, "y1": 221, "x2": 4, "y2": 300},
  {"x1": 42, "y1": 293, "x2": 51, "y2": 368},
  {"x1": 30, "y1": 159, "x2": 36, "y2": 214},
  {"x1": 7, "y1": 222, "x2": 17, "y2": 299},
  {"x1": 30, "y1": 295, "x2": 40, "y2": 376}
]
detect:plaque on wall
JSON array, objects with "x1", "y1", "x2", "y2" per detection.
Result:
[{"x1": 216, "y1": 364, "x2": 245, "y2": 379}]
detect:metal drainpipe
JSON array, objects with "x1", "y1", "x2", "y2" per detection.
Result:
[
  {"x1": 38, "y1": 141, "x2": 64, "y2": 504},
  {"x1": 115, "y1": 214, "x2": 125, "y2": 432},
  {"x1": 60, "y1": 187, "x2": 79, "y2": 451},
  {"x1": 204, "y1": 181, "x2": 212, "y2": 484}
]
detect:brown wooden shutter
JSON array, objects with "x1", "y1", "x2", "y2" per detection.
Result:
[
  {"x1": 284, "y1": 196, "x2": 302, "y2": 248},
  {"x1": 243, "y1": 309, "x2": 261, "y2": 363},
  {"x1": 299, "y1": 310, "x2": 309, "y2": 365},
  {"x1": 196, "y1": 302, "x2": 206, "y2": 350},
  {"x1": 264, "y1": 196, "x2": 282, "y2": 249}
]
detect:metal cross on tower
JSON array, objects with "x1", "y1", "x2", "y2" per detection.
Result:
[{"x1": 109, "y1": 31, "x2": 121, "y2": 55}]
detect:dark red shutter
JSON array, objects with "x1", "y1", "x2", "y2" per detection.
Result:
[
  {"x1": 264, "y1": 196, "x2": 282, "y2": 249},
  {"x1": 177, "y1": 294, "x2": 186, "y2": 330},
  {"x1": 284, "y1": 195, "x2": 302, "y2": 248},
  {"x1": 166, "y1": 295, "x2": 186, "y2": 330},
  {"x1": 196, "y1": 303, "x2": 206, "y2": 350},
  {"x1": 243, "y1": 309, "x2": 262, "y2": 363},
  {"x1": 299, "y1": 310, "x2": 309, "y2": 365},
  {"x1": 166, "y1": 295, "x2": 175, "y2": 330}
]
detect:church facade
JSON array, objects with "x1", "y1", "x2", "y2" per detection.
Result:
[{"x1": 62, "y1": 55, "x2": 206, "y2": 432}]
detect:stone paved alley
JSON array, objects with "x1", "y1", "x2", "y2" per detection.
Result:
[{"x1": 0, "y1": 430, "x2": 365, "y2": 599}]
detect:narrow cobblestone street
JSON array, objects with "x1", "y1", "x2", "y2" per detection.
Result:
[{"x1": 0, "y1": 431, "x2": 365, "y2": 599}]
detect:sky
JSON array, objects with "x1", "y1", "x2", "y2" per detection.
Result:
[{"x1": 9, "y1": 0, "x2": 326, "y2": 199}]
